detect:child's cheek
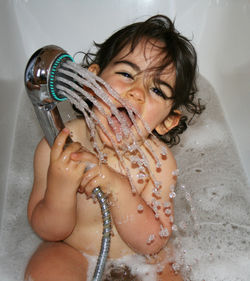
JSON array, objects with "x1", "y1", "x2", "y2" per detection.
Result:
[{"x1": 109, "y1": 79, "x2": 129, "y2": 95}]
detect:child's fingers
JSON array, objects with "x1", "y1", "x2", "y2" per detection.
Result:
[
  {"x1": 84, "y1": 177, "x2": 101, "y2": 197},
  {"x1": 80, "y1": 166, "x2": 101, "y2": 196},
  {"x1": 50, "y1": 128, "x2": 71, "y2": 160},
  {"x1": 80, "y1": 165, "x2": 99, "y2": 187},
  {"x1": 61, "y1": 141, "x2": 83, "y2": 161},
  {"x1": 70, "y1": 149, "x2": 98, "y2": 165},
  {"x1": 80, "y1": 165, "x2": 112, "y2": 197}
]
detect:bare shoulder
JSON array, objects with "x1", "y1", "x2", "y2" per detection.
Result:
[{"x1": 147, "y1": 136, "x2": 177, "y2": 174}]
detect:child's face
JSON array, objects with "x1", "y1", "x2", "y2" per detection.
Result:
[{"x1": 89, "y1": 39, "x2": 177, "y2": 147}]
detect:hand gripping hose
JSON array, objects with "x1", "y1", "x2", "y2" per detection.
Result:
[{"x1": 24, "y1": 45, "x2": 111, "y2": 281}]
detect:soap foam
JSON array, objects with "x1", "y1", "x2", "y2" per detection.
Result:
[{"x1": 171, "y1": 75, "x2": 250, "y2": 280}]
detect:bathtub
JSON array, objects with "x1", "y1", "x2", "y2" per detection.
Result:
[{"x1": 0, "y1": 0, "x2": 249, "y2": 280}]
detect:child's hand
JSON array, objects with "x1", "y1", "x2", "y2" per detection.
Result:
[
  {"x1": 70, "y1": 150, "x2": 125, "y2": 197},
  {"x1": 47, "y1": 128, "x2": 88, "y2": 193}
]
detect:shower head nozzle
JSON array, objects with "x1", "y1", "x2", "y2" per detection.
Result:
[
  {"x1": 24, "y1": 45, "x2": 74, "y2": 147},
  {"x1": 24, "y1": 45, "x2": 74, "y2": 107}
]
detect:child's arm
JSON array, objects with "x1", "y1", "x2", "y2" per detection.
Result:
[
  {"x1": 27, "y1": 128, "x2": 87, "y2": 241},
  {"x1": 72, "y1": 142, "x2": 176, "y2": 255}
]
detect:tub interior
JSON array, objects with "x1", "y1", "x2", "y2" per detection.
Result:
[{"x1": 0, "y1": 1, "x2": 250, "y2": 280}]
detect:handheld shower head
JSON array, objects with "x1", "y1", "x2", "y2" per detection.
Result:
[
  {"x1": 25, "y1": 45, "x2": 74, "y2": 104},
  {"x1": 24, "y1": 46, "x2": 111, "y2": 281},
  {"x1": 24, "y1": 45, "x2": 74, "y2": 146}
]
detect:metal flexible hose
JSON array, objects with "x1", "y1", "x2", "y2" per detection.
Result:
[{"x1": 92, "y1": 187, "x2": 111, "y2": 281}]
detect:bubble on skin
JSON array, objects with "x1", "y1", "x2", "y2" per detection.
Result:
[
  {"x1": 164, "y1": 208, "x2": 171, "y2": 215},
  {"x1": 169, "y1": 184, "x2": 176, "y2": 199},
  {"x1": 137, "y1": 173, "x2": 146, "y2": 180},
  {"x1": 172, "y1": 169, "x2": 180, "y2": 177},
  {"x1": 151, "y1": 199, "x2": 161, "y2": 219},
  {"x1": 154, "y1": 213, "x2": 160, "y2": 219},
  {"x1": 161, "y1": 146, "x2": 167, "y2": 156},
  {"x1": 163, "y1": 201, "x2": 171, "y2": 209},
  {"x1": 172, "y1": 224, "x2": 178, "y2": 232},
  {"x1": 169, "y1": 190, "x2": 176, "y2": 199},
  {"x1": 156, "y1": 161, "x2": 161, "y2": 169},
  {"x1": 159, "y1": 225, "x2": 169, "y2": 238},
  {"x1": 152, "y1": 188, "x2": 161, "y2": 198},
  {"x1": 138, "y1": 165, "x2": 147, "y2": 174},
  {"x1": 151, "y1": 199, "x2": 161, "y2": 211},
  {"x1": 147, "y1": 234, "x2": 155, "y2": 244},
  {"x1": 169, "y1": 215, "x2": 174, "y2": 223},
  {"x1": 131, "y1": 186, "x2": 137, "y2": 194},
  {"x1": 137, "y1": 204, "x2": 144, "y2": 212},
  {"x1": 154, "y1": 180, "x2": 162, "y2": 189}
]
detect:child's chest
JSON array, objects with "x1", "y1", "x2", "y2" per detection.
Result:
[
  {"x1": 75, "y1": 150, "x2": 152, "y2": 222},
  {"x1": 106, "y1": 152, "x2": 151, "y2": 195}
]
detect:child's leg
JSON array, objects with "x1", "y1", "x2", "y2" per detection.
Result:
[{"x1": 25, "y1": 242, "x2": 88, "y2": 281}]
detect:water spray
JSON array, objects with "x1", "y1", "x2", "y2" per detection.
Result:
[{"x1": 24, "y1": 45, "x2": 111, "y2": 281}]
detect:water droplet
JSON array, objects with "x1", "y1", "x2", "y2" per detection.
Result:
[
  {"x1": 172, "y1": 169, "x2": 179, "y2": 176},
  {"x1": 137, "y1": 204, "x2": 144, "y2": 212},
  {"x1": 169, "y1": 191, "x2": 176, "y2": 199},
  {"x1": 147, "y1": 234, "x2": 155, "y2": 244}
]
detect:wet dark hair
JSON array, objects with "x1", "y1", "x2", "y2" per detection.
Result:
[{"x1": 78, "y1": 14, "x2": 205, "y2": 146}]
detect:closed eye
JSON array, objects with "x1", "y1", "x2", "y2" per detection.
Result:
[
  {"x1": 150, "y1": 87, "x2": 168, "y2": 100},
  {"x1": 116, "y1": 72, "x2": 134, "y2": 79}
]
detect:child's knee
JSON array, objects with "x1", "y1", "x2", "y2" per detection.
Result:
[{"x1": 25, "y1": 242, "x2": 88, "y2": 281}]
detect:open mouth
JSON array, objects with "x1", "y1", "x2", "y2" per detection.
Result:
[{"x1": 110, "y1": 107, "x2": 134, "y2": 136}]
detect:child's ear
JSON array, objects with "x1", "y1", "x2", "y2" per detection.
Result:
[
  {"x1": 88, "y1": 64, "x2": 100, "y2": 75},
  {"x1": 155, "y1": 110, "x2": 182, "y2": 135}
]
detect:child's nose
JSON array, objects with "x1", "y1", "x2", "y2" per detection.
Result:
[{"x1": 126, "y1": 85, "x2": 145, "y2": 103}]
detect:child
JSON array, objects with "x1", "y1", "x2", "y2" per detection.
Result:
[{"x1": 25, "y1": 15, "x2": 204, "y2": 281}]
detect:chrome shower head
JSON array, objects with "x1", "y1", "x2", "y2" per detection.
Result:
[
  {"x1": 24, "y1": 45, "x2": 74, "y2": 146},
  {"x1": 24, "y1": 46, "x2": 111, "y2": 281},
  {"x1": 25, "y1": 45, "x2": 74, "y2": 105}
]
